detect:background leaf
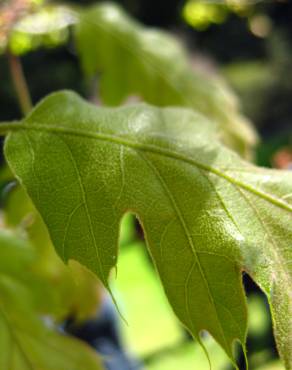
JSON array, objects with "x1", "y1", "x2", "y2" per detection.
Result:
[
  {"x1": 4, "y1": 91, "x2": 292, "y2": 367},
  {"x1": 0, "y1": 230, "x2": 103, "y2": 370},
  {"x1": 75, "y1": 3, "x2": 258, "y2": 159},
  {"x1": 0, "y1": 2, "x2": 76, "y2": 56},
  {"x1": 2, "y1": 183, "x2": 102, "y2": 322}
]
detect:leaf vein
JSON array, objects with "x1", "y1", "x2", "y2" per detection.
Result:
[
  {"x1": 58, "y1": 137, "x2": 107, "y2": 285},
  {"x1": 139, "y1": 152, "x2": 229, "y2": 349},
  {"x1": 15, "y1": 123, "x2": 292, "y2": 213}
]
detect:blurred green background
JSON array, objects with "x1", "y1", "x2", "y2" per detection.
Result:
[{"x1": 1, "y1": 0, "x2": 292, "y2": 369}]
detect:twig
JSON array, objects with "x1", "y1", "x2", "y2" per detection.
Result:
[{"x1": 7, "y1": 51, "x2": 32, "y2": 115}]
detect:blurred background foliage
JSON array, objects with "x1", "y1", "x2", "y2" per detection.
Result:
[
  {"x1": 0, "y1": 0, "x2": 291, "y2": 369},
  {"x1": 1, "y1": 0, "x2": 291, "y2": 164}
]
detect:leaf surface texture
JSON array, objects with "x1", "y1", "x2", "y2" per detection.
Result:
[{"x1": 4, "y1": 91, "x2": 292, "y2": 367}]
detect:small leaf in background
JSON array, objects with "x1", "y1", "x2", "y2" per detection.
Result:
[
  {"x1": 4, "y1": 91, "x2": 292, "y2": 367},
  {"x1": 0, "y1": 0, "x2": 77, "y2": 55},
  {"x1": 9, "y1": 5, "x2": 77, "y2": 55},
  {"x1": 0, "y1": 0, "x2": 44, "y2": 51}
]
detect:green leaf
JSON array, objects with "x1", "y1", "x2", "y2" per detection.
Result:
[
  {"x1": 0, "y1": 227, "x2": 60, "y2": 315},
  {"x1": 5, "y1": 5, "x2": 76, "y2": 55},
  {"x1": 0, "y1": 229, "x2": 35, "y2": 278},
  {"x1": 75, "y1": 3, "x2": 258, "y2": 158},
  {"x1": 0, "y1": 230, "x2": 102, "y2": 370},
  {"x1": 2, "y1": 184, "x2": 102, "y2": 321},
  {"x1": 3, "y1": 91, "x2": 292, "y2": 367}
]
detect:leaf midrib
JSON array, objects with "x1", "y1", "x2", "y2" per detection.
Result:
[{"x1": 9, "y1": 123, "x2": 292, "y2": 213}]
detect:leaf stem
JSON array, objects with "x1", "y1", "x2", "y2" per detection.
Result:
[
  {"x1": 7, "y1": 51, "x2": 32, "y2": 116},
  {"x1": 0, "y1": 122, "x2": 22, "y2": 136}
]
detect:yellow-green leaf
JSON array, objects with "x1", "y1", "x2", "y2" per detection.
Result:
[
  {"x1": 0, "y1": 230, "x2": 102, "y2": 370},
  {"x1": 3, "y1": 91, "x2": 292, "y2": 367}
]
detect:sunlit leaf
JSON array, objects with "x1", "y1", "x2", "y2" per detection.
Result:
[
  {"x1": 5, "y1": 5, "x2": 76, "y2": 55},
  {"x1": 3, "y1": 91, "x2": 292, "y2": 367}
]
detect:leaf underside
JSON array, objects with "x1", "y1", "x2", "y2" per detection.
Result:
[{"x1": 4, "y1": 91, "x2": 292, "y2": 368}]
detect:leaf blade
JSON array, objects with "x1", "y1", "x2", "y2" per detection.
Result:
[{"x1": 4, "y1": 91, "x2": 292, "y2": 367}]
